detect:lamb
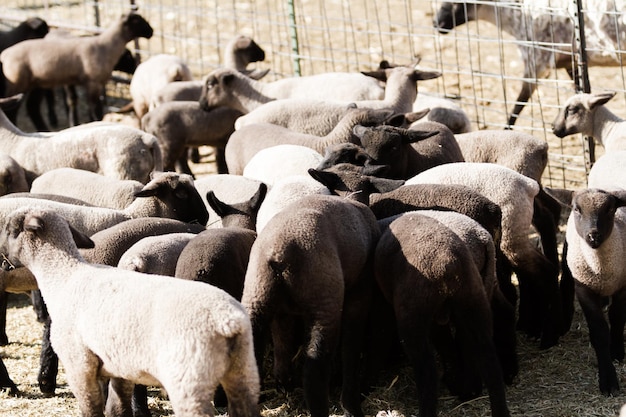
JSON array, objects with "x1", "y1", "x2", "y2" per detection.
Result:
[
  {"x1": 351, "y1": 122, "x2": 465, "y2": 179},
  {"x1": 0, "y1": 207, "x2": 260, "y2": 417},
  {"x1": 548, "y1": 185, "x2": 626, "y2": 396},
  {"x1": 30, "y1": 168, "x2": 144, "y2": 209},
  {"x1": 243, "y1": 145, "x2": 324, "y2": 186},
  {"x1": 552, "y1": 91, "x2": 626, "y2": 151},
  {"x1": 0, "y1": 171, "x2": 209, "y2": 236},
  {"x1": 226, "y1": 66, "x2": 441, "y2": 135},
  {"x1": 224, "y1": 107, "x2": 406, "y2": 175},
  {"x1": 0, "y1": 12, "x2": 154, "y2": 123},
  {"x1": 129, "y1": 54, "x2": 194, "y2": 119},
  {"x1": 435, "y1": 0, "x2": 626, "y2": 126},
  {"x1": 0, "y1": 94, "x2": 162, "y2": 185},
  {"x1": 141, "y1": 102, "x2": 241, "y2": 174},
  {"x1": 374, "y1": 210, "x2": 511, "y2": 417},
  {"x1": 175, "y1": 182, "x2": 267, "y2": 300},
  {"x1": 152, "y1": 34, "x2": 268, "y2": 106},
  {"x1": 407, "y1": 162, "x2": 562, "y2": 348},
  {"x1": 241, "y1": 193, "x2": 380, "y2": 417}
]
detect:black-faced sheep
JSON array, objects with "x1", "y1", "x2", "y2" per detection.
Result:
[
  {"x1": 0, "y1": 207, "x2": 260, "y2": 417},
  {"x1": 435, "y1": 0, "x2": 625, "y2": 126},
  {"x1": 0, "y1": 12, "x2": 153, "y2": 123},
  {"x1": 241, "y1": 193, "x2": 380, "y2": 417}
]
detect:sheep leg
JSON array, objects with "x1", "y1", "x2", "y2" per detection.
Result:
[
  {"x1": 431, "y1": 323, "x2": 475, "y2": 398},
  {"x1": 576, "y1": 282, "x2": 620, "y2": 395},
  {"x1": 0, "y1": 356, "x2": 18, "y2": 395},
  {"x1": 271, "y1": 313, "x2": 301, "y2": 391},
  {"x1": 104, "y1": 378, "x2": 135, "y2": 417},
  {"x1": 559, "y1": 241, "x2": 575, "y2": 334},
  {"x1": 38, "y1": 316, "x2": 59, "y2": 395},
  {"x1": 532, "y1": 191, "x2": 560, "y2": 269},
  {"x1": 0, "y1": 292, "x2": 8, "y2": 345},
  {"x1": 490, "y1": 288, "x2": 518, "y2": 386},
  {"x1": 395, "y1": 306, "x2": 438, "y2": 417},
  {"x1": 131, "y1": 384, "x2": 151, "y2": 417},
  {"x1": 214, "y1": 147, "x2": 228, "y2": 174},
  {"x1": 506, "y1": 80, "x2": 537, "y2": 127},
  {"x1": 25, "y1": 88, "x2": 51, "y2": 131},
  {"x1": 453, "y1": 298, "x2": 511, "y2": 417},
  {"x1": 219, "y1": 333, "x2": 261, "y2": 417},
  {"x1": 61, "y1": 355, "x2": 106, "y2": 417},
  {"x1": 45, "y1": 88, "x2": 58, "y2": 128},
  {"x1": 86, "y1": 81, "x2": 104, "y2": 122},
  {"x1": 608, "y1": 288, "x2": 626, "y2": 362},
  {"x1": 64, "y1": 85, "x2": 79, "y2": 126},
  {"x1": 174, "y1": 153, "x2": 194, "y2": 177}
]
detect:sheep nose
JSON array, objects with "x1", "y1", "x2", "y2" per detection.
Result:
[{"x1": 586, "y1": 231, "x2": 602, "y2": 249}]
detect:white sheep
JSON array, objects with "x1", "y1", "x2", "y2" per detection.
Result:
[
  {"x1": 225, "y1": 107, "x2": 401, "y2": 175},
  {"x1": 407, "y1": 162, "x2": 562, "y2": 348},
  {"x1": 0, "y1": 12, "x2": 153, "y2": 122},
  {"x1": 0, "y1": 171, "x2": 209, "y2": 236},
  {"x1": 129, "y1": 54, "x2": 194, "y2": 119},
  {"x1": 552, "y1": 91, "x2": 626, "y2": 151},
  {"x1": 435, "y1": 0, "x2": 626, "y2": 126},
  {"x1": 228, "y1": 66, "x2": 440, "y2": 135},
  {"x1": 0, "y1": 206, "x2": 260, "y2": 417},
  {"x1": 30, "y1": 167, "x2": 144, "y2": 209},
  {"x1": 243, "y1": 145, "x2": 324, "y2": 186},
  {"x1": 0, "y1": 95, "x2": 162, "y2": 185}
]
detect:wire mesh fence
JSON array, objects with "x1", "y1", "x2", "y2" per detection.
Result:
[{"x1": 1, "y1": 0, "x2": 624, "y2": 189}]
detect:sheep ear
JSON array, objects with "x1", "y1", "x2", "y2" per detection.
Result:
[
  {"x1": 361, "y1": 70, "x2": 387, "y2": 82},
  {"x1": 543, "y1": 187, "x2": 574, "y2": 208},
  {"x1": 384, "y1": 112, "x2": 410, "y2": 127},
  {"x1": 206, "y1": 191, "x2": 230, "y2": 218},
  {"x1": 352, "y1": 125, "x2": 369, "y2": 139},
  {"x1": 405, "y1": 128, "x2": 439, "y2": 144},
  {"x1": 362, "y1": 164, "x2": 391, "y2": 177},
  {"x1": 308, "y1": 168, "x2": 339, "y2": 189},
  {"x1": 611, "y1": 190, "x2": 626, "y2": 208},
  {"x1": 245, "y1": 68, "x2": 270, "y2": 80},
  {"x1": 404, "y1": 109, "x2": 430, "y2": 124},
  {"x1": 378, "y1": 60, "x2": 394, "y2": 69},
  {"x1": 588, "y1": 92, "x2": 616, "y2": 109},
  {"x1": 413, "y1": 70, "x2": 442, "y2": 81},
  {"x1": 249, "y1": 183, "x2": 268, "y2": 211},
  {"x1": 368, "y1": 176, "x2": 405, "y2": 193},
  {"x1": 23, "y1": 214, "x2": 44, "y2": 234},
  {"x1": 222, "y1": 73, "x2": 236, "y2": 85},
  {"x1": 0, "y1": 94, "x2": 25, "y2": 111},
  {"x1": 69, "y1": 225, "x2": 95, "y2": 249},
  {"x1": 134, "y1": 182, "x2": 160, "y2": 198}
]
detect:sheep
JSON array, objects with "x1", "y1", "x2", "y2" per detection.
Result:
[
  {"x1": 0, "y1": 94, "x2": 162, "y2": 185},
  {"x1": 243, "y1": 145, "x2": 324, "y2": 186},
  {"x1": 407, "y1": 162, "x2": 562, "y2": 348},
  {"x1": 547, "y1": 185, "x2": 626, "y2": 396},
  {"x1": 129, "y1": 54, "x2": 194, "y2": 120},
  {"x1": 226, "y1": 66, "x2": 441, "y2": 135},
  {"x1": 0, "y1": 170, "x2": 209, "y2": 236},
  {"x1": 197, "y1": 66, "x2": 385, "y2": 120},
  {"x1": 225, "y1": 107, "x2": 408, "y2": 175},
  {"x1": 117, "y1": 232, "x2": 196, "y2": 276},
  {"x1": 175, "y1": 182, "x2": 267, "y2": 301},
  {"x1": 374, "y1": 210, "x2": 512, "y2": 417},
  {"x1": 552, "y1": 91, "x2": 626, "y2": 151},
  {"x1": 30, "y1": 168, "x2": 144, "y2": 209},
  {"x1": 0, "y1": 12, "x2": 154, "y2": 123},
  {"x1": 434, "y1": 0, "x2": 626, "y2": 126},
  {"x1": 241, "y1": 193, "x2": 380, "y2": 417},
  {"x1": 0, "y1": 207, "x2": 260, "y2": 417},
  {"x1": 351, "y1": 122, "x2": 465, "y2": 179},
  {"x1": 141, "y1": 101, "x2": 241, "y2": 174},
  {"x1": 152, "y1": 34, "x2": 268, "y2": 106}
]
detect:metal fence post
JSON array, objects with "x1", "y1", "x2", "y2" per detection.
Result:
[{"x1": 287, "y1": 0, "x2": 301, "y2": 76}]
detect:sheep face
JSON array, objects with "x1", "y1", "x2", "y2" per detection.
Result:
[
  {"x1": 571, "y1": 189, "x2": 626, "y2": 249},
  {"x1": 434, "y1": 1, "x2": 477, "y2": 33},
  {"x1": 121, "y1": 12, "x2": 154, "y2": 41},
  {"x1": 199, "y1": 69, "x2": 237, "y2": 112},
  {"x1": 552, "y1": 92, "x2": 617, "y2": 138}
]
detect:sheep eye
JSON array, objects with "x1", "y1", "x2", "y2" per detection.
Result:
[{"x1": 567, "y1": 106, "x2": 579, "y2": 116}]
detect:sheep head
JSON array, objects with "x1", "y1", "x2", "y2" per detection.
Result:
[
  {"x1": 0, "y1": 208, "x2": 94, "y2": 271},
  {"x1": 120, "y1": 12, "x2": 153, "y2": 41},
  {"x1": 434, "y1": 1, "x2": 478, "y2": 33},
  {"x1": 552, "y1": 92, "x2": 617, "y2": 138}
]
